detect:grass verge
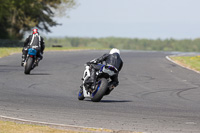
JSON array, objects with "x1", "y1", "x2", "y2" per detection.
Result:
[
  {"x1": 0, "y1": 47, "x2": 100, "y2": 58},
  {"x1": 0, "y1": 47, "x2": 22, "y2": 58},
  {"x1": 0, "y1": 120, "x2": 84, "y2": 133},
  {"x1": 170, "y1": 55, "x2": 200, "y2": 72}
]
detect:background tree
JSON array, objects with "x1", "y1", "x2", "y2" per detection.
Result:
[{"x1": 0, "y1": 0, "x2": 76, "y2": 40}]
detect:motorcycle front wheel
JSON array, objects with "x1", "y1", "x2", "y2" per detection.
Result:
[
  {"x1": 78, "y1": 88, "x2": 85, "y2": 100},
  {"x1": 24, "y1": 57, "x2": 34, "y2": 74}
]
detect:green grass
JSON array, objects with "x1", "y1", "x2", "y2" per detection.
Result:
[
  {"x1": 170, "y1": 55, "x2": 200, "y2": 72},
  {"x1": 0, "y1": 47, "x2": 101, "y2": 58},
  {"x1": 0, "y1": 47, "x2": 22, "y2": 58},
  {"x1": 44, "y1": 47, "x2": 97, "y2": 51}
]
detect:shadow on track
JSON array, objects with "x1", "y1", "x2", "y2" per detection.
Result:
[
  {"x1": 83, "y1": 99, "x2": 132, "y2": 103},
  {"x1": 100, "y1": 100, "x2": 133, "y2": 103},
  {"x1": 30, "y1": 73, "x2": 51, "y2": 75}
]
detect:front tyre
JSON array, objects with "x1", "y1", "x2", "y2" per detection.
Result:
[
  {"x1": 78, "y1": 88, "x2": 85, "y2": 100},
  {"x1": 91, "y1": 78, "x2": 108, "y2": 102},
  {"x1": 24, "y1": 57, "x2": 34, "y2": 74}
]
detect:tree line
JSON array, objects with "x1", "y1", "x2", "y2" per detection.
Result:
[
  {"x1": 1, "y1": 37, "x2": 200, "y2": 52},
  {"x1": 44, "y1": 37, "x2": 200, "y2": 52},
  {"x1": 0, "y1": 0, "x2": 76, "y2": 40}
]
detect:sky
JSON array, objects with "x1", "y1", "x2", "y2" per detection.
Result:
[{"x1": 41, "y1": 0, "x2": 200, "y2": 39}]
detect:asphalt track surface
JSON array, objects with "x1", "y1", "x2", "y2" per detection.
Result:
[{"x1": 0, "y1": 50, "x2": 200, "y2": 133}]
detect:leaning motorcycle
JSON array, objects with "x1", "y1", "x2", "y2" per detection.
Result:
[
  {"x1": 78, "y1": 63, "x2": 118, "y2": 102},
  {"x1": 24, "y1": 46, "x2": 39, "y2": 74}
]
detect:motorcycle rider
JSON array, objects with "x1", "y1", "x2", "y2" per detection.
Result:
[
  {"x1": 21, "y1": 28, "x2": 45, "y2": 66},
  {"x1": 84, "y1": 48, "x2": 123, "y2": 95}
]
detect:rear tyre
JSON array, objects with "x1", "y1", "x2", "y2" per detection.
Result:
[
  {"x1": 91, "y1": 78, "x2": 108, "y2": 102},
  {"x1": 24, "y1": 57, "x2": 34, "y2": 74}
]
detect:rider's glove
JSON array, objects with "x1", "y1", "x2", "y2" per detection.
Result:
[
  {"x1": 23, "y1": 47, "x2": 28, "y2": 51},
  {"x1": 86, "y1": 59, "x2": 98, "y2": 66},
  {"x1": 86, "y1": 62, "x2": 91, "y2": 66},
  {"x1": 90, "y1": 59, "x2": 98, "y2": 64}
]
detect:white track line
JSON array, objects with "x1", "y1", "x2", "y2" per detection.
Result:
[
  {"x1": 166, "y1": 55, "x2": 200, "y2": 74},
  {"x1": 0, "y1": 115, "x2": 112, "y2": 132}
]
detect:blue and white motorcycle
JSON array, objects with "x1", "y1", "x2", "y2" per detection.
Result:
[
  {"x1": 78, "y1": 62, "x2": 118, "y2": 102},
  {"x1": 24, "y1": 46, "x2": 40, "y2": 74}
]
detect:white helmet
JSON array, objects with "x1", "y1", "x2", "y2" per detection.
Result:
[{"x1": 109, "y1": 48, "x2": 120, "y2": 55}]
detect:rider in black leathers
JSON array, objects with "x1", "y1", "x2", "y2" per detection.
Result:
[
  {"x1": 21, "y1": 29, "x2": 45, "y2": 66},
  {"x1": 85, "y1": 48, "x2": 123, "y2": 94}
]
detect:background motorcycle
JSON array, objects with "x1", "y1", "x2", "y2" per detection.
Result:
[
  {"x1": 78, "y1": 63, "x2": 118, "y2": 102},
  {"x1": 24, "y1": 46, "x2": 39, "y2": 74}
]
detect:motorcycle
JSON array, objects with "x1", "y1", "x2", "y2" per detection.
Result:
[
  {"x1": 78, "y1": 62, "x2": 118, "y2": 102},
  {"x1": 24, "y1": 46, "x2": 40, "y2": 74}
]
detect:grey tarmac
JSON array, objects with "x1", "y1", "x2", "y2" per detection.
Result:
[{"x1": 0, "y1": 50, "x2": 200, "y2": 133}]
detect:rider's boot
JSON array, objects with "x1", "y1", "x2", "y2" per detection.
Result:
[
  {"x1": 21, "y1": 54, "x2": 26, "y2": 67},
  {"x1": 35, "y1": 52, "x2": 43, "y2": 66},
  {"x1": 35, "y1": 57, "x2": 41, "y2": 66},
  {"x1": 21, "y1": 48, "x2": 28, "y2": 67},
  {"x1": 104, "y1": 84, "x2": 115, "y2": 95}
]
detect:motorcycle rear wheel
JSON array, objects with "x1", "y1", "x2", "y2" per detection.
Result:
[{"x1": 91, "y1": 78, "x2": 108, "y2": 102}]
